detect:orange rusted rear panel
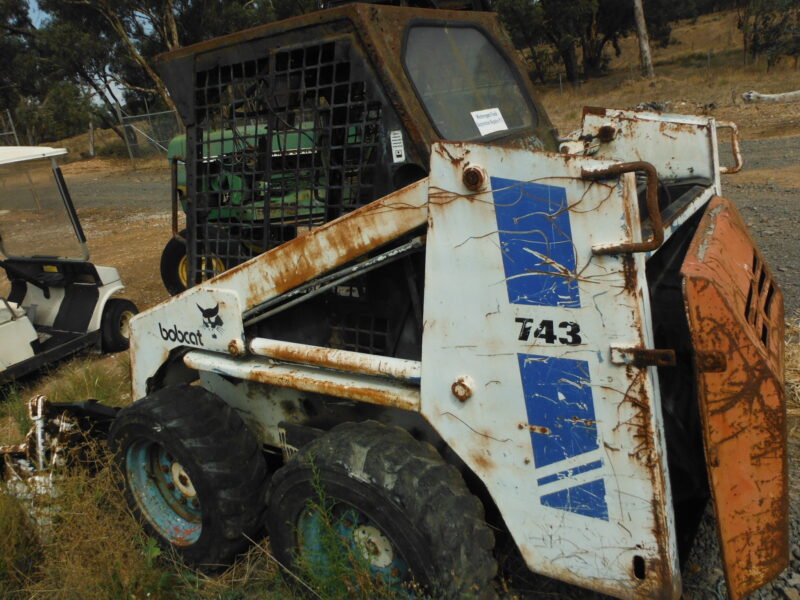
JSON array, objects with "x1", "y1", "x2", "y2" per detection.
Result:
[{"x1": 681, "y1": 195, "x2": 788, "y2": 600}]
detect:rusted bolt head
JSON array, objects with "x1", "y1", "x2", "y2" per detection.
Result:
[
  {"x1": 451, "y1": 376, "x2": 474, "y2": 402},
  {"x1": 462, "y1": 165, "x2": 487, "y2": 191},
  {"x1": 228, "y1": 339, "x2": 244, "y2": 356}
]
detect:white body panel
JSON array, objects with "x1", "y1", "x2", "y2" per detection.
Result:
[
  {"x1": 19, "y1": 286, "x2": 65, "y2": 328},
  {"x1": 130, "y1": 287, "x2": 246, "y2": 398},
  {"x1": 580, "y1": 109, "x2": 721, "y2": 188},
  {"x1": 0, "y1": 316, "x2": 37, "y2": 368},
  {"x1": 421, "y1": 143, "x2": 679, "y2": 599},
  {"x1": 0, "y1": 146, "x2": 66, "y2": 166},
  {"x1": 87, "y1": 272, "x2": 124, "y2": 332}
]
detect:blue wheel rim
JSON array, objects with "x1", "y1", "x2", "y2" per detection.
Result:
[
  {"x1": 126, "y1": 439, "x2": 202, "y2": 545},
  {"x1": 297, "y1": 504, "x2": 413, "y2": 595}
]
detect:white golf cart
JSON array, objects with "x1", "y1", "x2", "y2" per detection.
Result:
[{"x1": 0, "y1": 146, "x2": 137, "y2": 383}]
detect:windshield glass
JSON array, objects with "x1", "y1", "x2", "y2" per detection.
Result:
[
  {"x1": 404, "y1": 25, "x2": 536, "y2": 141},
  {"x1": 0, "y1": 158, "x2": 85, "y2": 259}
]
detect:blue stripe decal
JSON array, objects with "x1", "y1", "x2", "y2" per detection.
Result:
[
  {"x1": 518, "y1": 353, "x2": 608, "y2": 520},
  {"x1": 537, "y1": 460, "x2": 603, "y2": 487},
  {"x1": 492, "y1": 176, "x2": 580, "y2": 308},
  {"x1": 518, "y1": 354, "x2": 599, "y2": 468},
  {"x1": 541, "y1": 479, "x2": 609, "y2": 521}
]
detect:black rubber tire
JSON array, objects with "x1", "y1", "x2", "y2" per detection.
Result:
[
  {"x1": 100, "y1": 297, "x2": 138, "y2": 353},
  {"x1": 160, "y1": 232, "x2": 188, "y2": 296},
  {"x1": 266, "y1": 421, "x2": 497, "y2": 599},
  {"x1": 109, "y1": 385, "x2": 268, "y2": 567}
]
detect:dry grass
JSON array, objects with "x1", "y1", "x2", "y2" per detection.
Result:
[
  {"x1": 0, "y1": 356, "x2": 295, "y2": 600},
  {"x1": 10, "y1": 455, "x2": 294, "y2": 599},
  {"x1": 55, "y1": 128, "x2": 122, "y2": 163},
  {"x1": 22, "y1": 460, "x2": 179, "y2": 600},
  {"x1": 539, "y1": 11, "x2": 800, "y2": 138},
  {"x1": 0, "y1": 355, "x2": 133, "y2": 446},
  {"x1": 0, "y1": 492, "x2": 40, "y2": 596}
]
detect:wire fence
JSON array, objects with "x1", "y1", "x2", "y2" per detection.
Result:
[
  {"x1": 0, "y1": 109, "x2": 19, "y2": 146},
  {"x1": 121, "y1": 109, "x2": 183, "y2": 163}
]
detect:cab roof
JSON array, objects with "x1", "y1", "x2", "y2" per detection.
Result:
[{"x1": 0, "y1": 147, "x2": 67, "y2": 166}]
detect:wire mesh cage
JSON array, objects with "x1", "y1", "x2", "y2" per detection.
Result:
[{"x1": 187, "y1": 34, "x2": 403, "y2": 285}]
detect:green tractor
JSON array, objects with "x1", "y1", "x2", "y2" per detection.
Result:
[{"x1": 161, "y1": 120, "x2": 335, "y2": 294}]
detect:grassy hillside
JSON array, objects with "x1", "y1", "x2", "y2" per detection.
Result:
[{"x1": 540, "y1": 11, "x2": 800, "y2": 139}]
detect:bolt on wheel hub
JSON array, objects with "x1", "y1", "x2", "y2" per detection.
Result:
[
  {"x1": 171, "y1": 461, "x2": 197, "y2": 497},
  {"x1": 354, "y1": 524, "x2": 395, "y2": 568}
]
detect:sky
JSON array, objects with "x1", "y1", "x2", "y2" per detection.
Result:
[{"x1": 28, "y1": 0, "x2": 45, "y2": 27}]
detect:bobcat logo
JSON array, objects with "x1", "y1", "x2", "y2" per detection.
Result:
[{"x1": 197, "y1": 303, "x2": 224, "y2": 339}]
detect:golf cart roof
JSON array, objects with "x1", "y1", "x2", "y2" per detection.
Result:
[{"x1": 0, "y1": 147, "x2": 67, "y2": 166}]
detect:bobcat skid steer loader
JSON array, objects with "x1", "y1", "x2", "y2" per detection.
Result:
[{"x1": 110, "y1": 6, "x2": 787, "y2": 600}]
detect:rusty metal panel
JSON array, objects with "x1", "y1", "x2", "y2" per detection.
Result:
[
  {"x1": 575, "y1": 109, "x2": 733, "y2": 251},
  {"x1": 129, "y1": 179, "x2": 429, "y2": 399},
  {"x1": 183, "y1": 350, "x2": 420, "y2": 412},
  {"x1": 681, "y1": 195, "x2": 788, "y2": 600},
  {"x1": 581, "y1": 108, "x2": 720, "y2": 185},
  {"x1": 421, "y1": 142, "x2": 680, "y2": 599},
  {"x1": 248, "y1": 337, "x2": 421, "y2": 382}
]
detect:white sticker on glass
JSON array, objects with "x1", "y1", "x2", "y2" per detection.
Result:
[
  {"x1": 470, "y1": 108, "x2": 508, "y2": 136},
  {"x1": 390, "y1": 130, "x2": 406, "y2": 163}
]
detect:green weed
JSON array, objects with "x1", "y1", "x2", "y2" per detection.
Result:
[
  {"x1": 0, "y1": 385, "x2": 30, "y2": 442},
  {"x1": 38, "y1": 356, "x2": 131, "y2": 407},
  {"x1": 288, "y1": 467, "x2": 431, "y2": 600}
]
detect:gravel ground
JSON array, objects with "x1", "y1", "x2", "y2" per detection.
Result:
[
  {"x1": 60, "y1": 135, "x2": 799, "y2": 599},
  {"x1": 723, "y1": 136, "x2": 800, "y2": 317}
]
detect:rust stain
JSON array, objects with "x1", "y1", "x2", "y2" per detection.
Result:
[
  {"x1": 451, "y1": 376, "x2": 473, "y2": 402},
  {"x1": 470, "y1": 451, "x2": 494, "y2": 473},
  {"x1": 249, "y1": 338, "x2": 420, "y2": 381},
  {"x1": 243, "y1": 363, "x2": 420, "y2": 412},
  {"x1": 211, "y1": 177, "x2": 429, "y2": 311},
  {"x1": 681, "y1": 195, "x2": 788, "y2": 600},
  {"x1": 596, "y1": 125, "x2": 617, "y2": 143},
  {"x1": 527, "y1": 424, "x2": 550, "y2": 435},
  {"x1": 583, "y1": 106, "x2": 607, "y2": 117}
]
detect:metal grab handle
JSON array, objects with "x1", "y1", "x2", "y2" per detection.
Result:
[
  {"x1": 582, "y1": 161, "x2": 664, "y2": 255},
  {"x1": 716, "y1": 121, "x2": 743, "y2": 174}
]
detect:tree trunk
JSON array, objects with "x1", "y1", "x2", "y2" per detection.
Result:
[
  {"x1": 558, "y1": 43, "x2": 580, "y2": 86},
  {"x1": 633, "y1": 0, "x2": 655, "y2": 78}
]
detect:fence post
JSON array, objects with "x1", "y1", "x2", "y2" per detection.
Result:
[
  {"x1": 7, "y1": 110, "x2": 19, "y2": 145},
  {"x1": 113, "y1": 102, "x2": 137, "y2": 169}
]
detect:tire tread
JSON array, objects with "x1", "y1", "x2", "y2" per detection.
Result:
[{"x1": 110, "y1": 385, "x2": 266, "y2": 567}]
